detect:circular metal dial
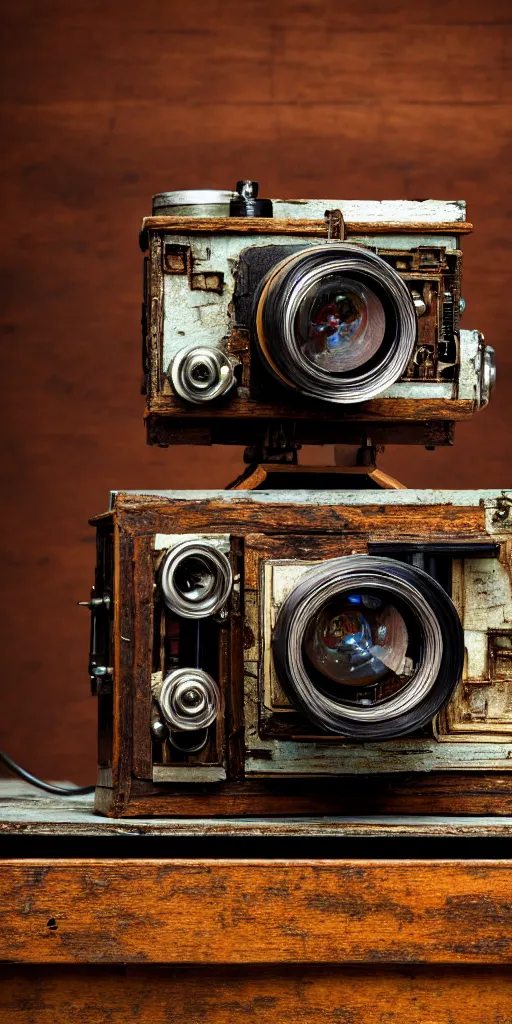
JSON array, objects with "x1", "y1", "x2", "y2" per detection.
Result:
[
  {"x1": 159, "y1": 668, "x2": 221, "y2": 732},
  {"x1": 170, "y1": 346, "x2": 236, "y2": 405},
  {"x1": 160, "y1": 540, "x2": 232, "y2": 619}
]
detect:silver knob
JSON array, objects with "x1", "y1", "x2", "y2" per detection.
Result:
[
  {"x1": 158, "y1": 668, "x2": 221, "y2": 731},
  {"x1": 476, "y1": 334, "x2": 496, "y2": 407},
  {"x1": 411, "y1": 289, "x2": 427, "y2": 317},
  {"x1": 151, "y1": 719, "x2": 169, "y2": 741},
  {"x1": 170, "y1": 345, "x2": 236, "y2": 404},
  {"x1": 160, "y1": 540, "x2": 232, "y2": 619}
]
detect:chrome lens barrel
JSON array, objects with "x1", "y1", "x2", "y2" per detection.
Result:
[
  {"x1": 255, "y1": 243, "x2": 417, "y2": 403},
  {"x1": 160, "y1": 541, "x2": 232, "y2": 619},
  {"x1": 272, "y1": 554, "x2": 463, "y2": 739}
]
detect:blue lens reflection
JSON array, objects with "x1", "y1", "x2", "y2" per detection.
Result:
[{"x1": 304, "y1": 590, "x2": 411, "y2": 688}]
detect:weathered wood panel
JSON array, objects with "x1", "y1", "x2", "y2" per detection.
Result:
[
  {"x1": 2, "y1": 779, "x2": 512, "y2": 836},
  {"x1": 131, "y1": 535, "x2": 154, "y2": 779},
  {"x1": 1, "y1": 964, "x2": 511, "y2": 1023},
  {"x1": 96, "y1": 771, "x2": 512, "y2": 817},
  {"x1": 1, "y1": 859, "x2": 511, "y2": 964},
  {"x1": 116, "y1": 494, "x2": 488, "y2": 540},
  {"x1": 146, "y1": 395, "x2": 475, "y2": 423},
  {"x1": 141, "y1": 214, "x2": 473, "y2": 235}
]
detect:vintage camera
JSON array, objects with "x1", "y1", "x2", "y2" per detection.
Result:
[
  {"x1": 86, "y1": 488, "x2": 512, "y2": 817},
  {"x1": 140, "y1": 182, "x2": 495, "y2": 451}
]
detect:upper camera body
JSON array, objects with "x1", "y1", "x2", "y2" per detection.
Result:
[
  {"x1": 141, "y1": 183, "x2": 495, "y2": 449},
  {"x1": 88, "y1": 488, "x2": 512, "y2": 817}
]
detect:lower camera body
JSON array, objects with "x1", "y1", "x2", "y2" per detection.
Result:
[
  {"x1": 141, "y1": 197, "x2": 495, "y2": 451},
  {"x1": 88, "y1": 488, "x2": 512, "y2": 817}
]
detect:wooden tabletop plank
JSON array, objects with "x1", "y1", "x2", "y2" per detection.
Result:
[
  {"x1": 2, "y1": 782, "x2": 512, "y2": 837},
  {"x1": 1, "y1": 964, "x2": 511, "y2": 1024},
  {"x1": 1, "y1": 859, "x2": 511, "y2": 964}
]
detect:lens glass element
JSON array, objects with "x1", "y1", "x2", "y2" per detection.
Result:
[
  {"x1": 173, "y1": 555, "x2": 217, "y2": 605},
  {"x1": 295, "y1": 276, "x2": 386, "y2": 374},
  {"x1": 303, "y1": 589, "x2": 417, "y2": 702}
]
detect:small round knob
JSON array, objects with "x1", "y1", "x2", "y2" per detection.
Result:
[
  {"x1": 158, "y1": 668, "x2": 221, "y2": 731},
  {"x1": 230, "y1": 180, "x2": 273, "y2": 217},
  {"x1": 236, "y1": 180, "x2": 259, "y2": 199},
  {"x1": 151, "y1": 719, "x2": 169, "y2": 741},
  {"x1": 170, "y1": 345, "x2": 236, "y2": 404}
]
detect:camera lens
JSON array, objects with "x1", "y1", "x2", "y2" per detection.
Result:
[
  {"x1": 296, "y1": 278, "x2": 386, "y2": 374},
  {"x1": 272, "y1": 555, "x2": 464, "y2": 739},
  {"x1": 304, "y1": 590, "x2": 412, "y2": 692},
  {"x1": 173, "y1": 555, "x2": 218, "y2": 604},
  {"x1": 255, "y1": 243, "x2": 417, "y2": 403},
  {"x1": 160, "y1": 541, "x2": 232, "y2": 618}
]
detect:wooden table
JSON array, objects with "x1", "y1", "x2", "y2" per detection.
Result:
[{"x1": 1, "y1": 780, "x2": 512, "y2": 1023}]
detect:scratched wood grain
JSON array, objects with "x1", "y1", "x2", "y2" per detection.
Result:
[
  {"x1": 115, "y1": 494, "x2": 488, "y2": 538},
  {"x1": 141, "y1": 215, "x2": 474, "y2": 234},
  {"x1": 1, "y1": 964, "x2": 512, "y2": 1023},
  {"x1": 145, "y1": 395, "x2": 476, "y2": 423},
  {"x1": 1, "y1": 859, "x2": 511, "y2": 964}
]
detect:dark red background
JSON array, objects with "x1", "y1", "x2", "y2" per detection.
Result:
[{"x1": 0, "y1": 0, "x2": 510, "y2": 782}]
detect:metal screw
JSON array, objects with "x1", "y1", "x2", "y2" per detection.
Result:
[{"x1": 78, "y1": 594, "x2": 111, "y2": 611}]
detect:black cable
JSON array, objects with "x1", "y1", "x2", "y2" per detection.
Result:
[{"x1": 0, "y1": 750, "x2": 95, "y2": 796}]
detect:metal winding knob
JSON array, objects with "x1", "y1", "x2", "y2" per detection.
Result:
[
  {"x1": 169, "y1": 345, "x2": 236, "y2": 404},
  {"x1": 476, "y1": 333, "x2": 496, "y2": 408},
  {"x1": 158, "y1": 668, "x2": 221, "y2": 731}
]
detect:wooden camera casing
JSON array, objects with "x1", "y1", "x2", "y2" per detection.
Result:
[
  {"x1": 88, "y1": 488, "x2": 512, "y2": 818},
  {"x1": 141, "y1": 192, "x2": 495, "y2": 452}
]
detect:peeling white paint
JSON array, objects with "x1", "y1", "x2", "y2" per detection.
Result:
[
  {"x1": 112, "y1": 489, "x2": 509, "y2": 507},
  {"x1": 271, "y1": 199, "x2": 466, "y2": 222}
]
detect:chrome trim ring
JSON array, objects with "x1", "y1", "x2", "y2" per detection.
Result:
[
  {"x1": 160, "y1": 540, "x2": 232, "y2": 619},
  {"x1": 159, "y1": 668, "x2": 221, "y2": 731},
  {"x1": 170, "y1": 345, "x2": 236, "y2": 404}
]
